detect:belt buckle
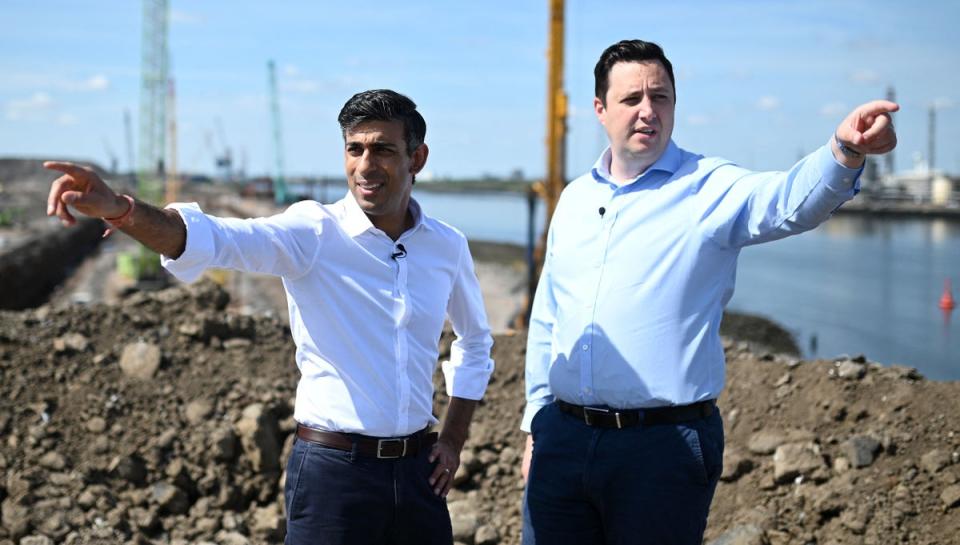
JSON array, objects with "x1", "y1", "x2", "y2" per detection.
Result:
[
  {"x1": 582, "y1": 406, "x2": 622, "y2": 428},
  {"x1": 377, "y1": 438, "x2": 407, "y2": 459}
]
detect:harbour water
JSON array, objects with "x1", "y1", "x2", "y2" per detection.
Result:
[{"x1": 412, "y1": 189, "x2": 960, "y2": 381}]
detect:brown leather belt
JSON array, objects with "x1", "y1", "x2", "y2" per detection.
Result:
[
  {"x1": 557, "y1": 399, "x2": 715, "y2": 429},
  {"x1": 295, "y1": 424, "x2": 437, "y2": 459}
]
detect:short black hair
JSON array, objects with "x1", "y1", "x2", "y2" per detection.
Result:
[
  {"x1": 594, "y1": 40, "x2": 676, "y2": 105},
  {"x1": 337, "y1": 89, "x2": 426, "y2": 156}
]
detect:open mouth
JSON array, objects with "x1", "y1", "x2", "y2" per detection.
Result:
[{"x1": 356, "y1": 181, "x2": 385, "y2": 196}]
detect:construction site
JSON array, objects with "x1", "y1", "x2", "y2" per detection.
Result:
[{"x1": 3, "y1": 1, "x2": 960, "y2": 544}]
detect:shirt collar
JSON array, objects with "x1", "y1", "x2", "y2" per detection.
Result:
[
  {"x1": 591, "y1": 139, "x2": 683, "y2": 186},
  {"x1": 340, "y1": 190, "x2": 426, "y2": 238}
]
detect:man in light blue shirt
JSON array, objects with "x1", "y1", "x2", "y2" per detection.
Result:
[{"x1": 520, "y1": 40, "x2": 898, "y2": 545}]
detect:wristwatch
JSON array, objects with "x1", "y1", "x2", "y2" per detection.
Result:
[{"x1": 834, "y1": 132, "x2": 863, "y2": 159}]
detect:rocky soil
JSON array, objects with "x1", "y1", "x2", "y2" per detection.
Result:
[{"x1": 1, "y1": 281, "x2": 959, "y2": 545}]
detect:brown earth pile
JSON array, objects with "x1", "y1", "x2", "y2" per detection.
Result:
[{"x1": 1, "y1": 281, "x2": 958, "y2": 545}]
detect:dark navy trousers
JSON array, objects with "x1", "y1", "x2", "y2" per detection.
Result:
[
  {"x1": 522, "y1": 402, "x2": 724, "y2": 545},
  {"x1": 284, "y1": 437, "x2": 452, "y2": 545}
]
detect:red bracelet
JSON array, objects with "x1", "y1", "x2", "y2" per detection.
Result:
[{"x1": 102, "y1": 194, "x2": 136, "y2": 238}]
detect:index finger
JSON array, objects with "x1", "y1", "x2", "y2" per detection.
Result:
[
  {"x1": 43, "y1": 161, "x2": 89, "y2": 177},
  {"x1": 855, "y1": 100, "x2": 900, "y2": 119}
]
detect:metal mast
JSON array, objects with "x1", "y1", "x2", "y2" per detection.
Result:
[
  {"x1": 138, "y1": 0, "x2": 169, "y2": 203},
  {"x1": 268, "y1": 60, "x2": 287, "y2": 205},
  {"x1": 165, "y1": 77, "x2": 179, "y2": 203},
  {"x1": 542, "y1": 0, "x2": 567, "y2": 227},
  {"x1": 521, "y1": 0, "x2": 567, "y2": 326}
]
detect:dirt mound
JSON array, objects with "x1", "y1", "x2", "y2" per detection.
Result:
[{"x1": 1, "y1": 282, "x2": 958, "y2": 545}]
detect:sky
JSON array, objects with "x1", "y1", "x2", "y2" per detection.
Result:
[{"x1": 2, "y1": 0, "x2": 958, "y2": 180}]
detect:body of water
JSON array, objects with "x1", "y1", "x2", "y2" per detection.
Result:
[{"x1": 412, "y1": 189, "x2": 960, "y2": 381}]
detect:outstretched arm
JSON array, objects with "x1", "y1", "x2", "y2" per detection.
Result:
[{"x1": 45, "y1": 161, "x2": 187, "y2": 258}]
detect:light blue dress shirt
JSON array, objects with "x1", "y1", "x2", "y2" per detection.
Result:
[{"x1": 521, "y1": 139, "x2": 862, "y2": 431}]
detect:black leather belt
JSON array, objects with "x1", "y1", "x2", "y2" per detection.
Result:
[
  {"x1": 296, "y1": 424, "x2": 437, "y2": 459},
  {"x1": 556, "y1": 399, "x2": 715, "y2": 429}
]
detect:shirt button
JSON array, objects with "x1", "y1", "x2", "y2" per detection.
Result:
[{"x1": 581, "y1": 344, "x2": 589, "y2": 351}]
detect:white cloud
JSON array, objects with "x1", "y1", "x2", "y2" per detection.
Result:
[
  {"x1": 849, "y1": 69, "x2": 880, "y2": 84},
  {"x1": 76, "y1": 74, "x2": 109, "y2": 92},
  {"x1": 283, "y1": 64, "x2": 301, "y2": 77},
  {"x1": 819, "y1": 102, "x2": 847, "y2": 117},
  {"x1": 756, "y1": 96, "x2": 780, "y2": 111},
  {"x1": 57, "y1": 113, "x2": 78, "y2": 126},
  {"x1": 932, "y1": 97, "x2": 955, "y2": 110},
  {"x1": 686, "y1": 113, "x2": 712, "y2": 126},
  {"x1": 170, "y1": 10, "x2": 202, "y2": 24},
  {"x1": 5, "y1": 92, "x2": 54, "y2": 120}
]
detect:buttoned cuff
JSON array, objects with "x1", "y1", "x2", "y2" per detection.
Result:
[
  {"x1": 160, "y1": 203, "x2": 215, "y2": 283},
  {"x1": 818, "y1": 141, "x2": 864, "y2": 196}
]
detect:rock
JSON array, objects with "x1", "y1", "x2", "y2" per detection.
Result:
[
  {"x1": 38, "y1": 451, "x2": 66, "y2": 471},
  {"x1": 152, "y1": 482, "x2": 190, "y2": 515},
  {"x1": 223, "y1": 338, "x2": 252, "y2": 350},
  {"x1": 210, "y1": 428, "x2": 239, "y2": 462},
  {"x1": 129, "y1": 506, "x2": 159, "y2": 530},
  {"x1": 118, "y1": 341, "x2": 162, "y2": 380},
  {"x1": 921, "y1": 449, "x2": 951, "y2": 474},
  {"x1": 941, "y1": 484, "x2": 960, "y2": 509},
  {"x1": 835, "y1": 360, "x2": 867, "y2": 380},
  {"x1": 185, "y1": 399, "x2": 214, "y2": 425},
  {"x1": 833, "y1": 456, "x2": 851, "y2": 473},
  {"x1": 449, "y1": 499, "x2": 480, "y2": 544},
  {"x1": 235, "y1": 404, "x2": 281, "y2": 472},
  {"x1": 249, "y1": 503, "x2": 285, "y2": 540},
  {"x1": 773, "y1": 442, "x2": 826, "y2": 484},
  {"x1": 721, "y1": 448, "x2": 754, "y2": 482},
  {"x1": 53, "y1": 333, "x2": 89, "y2": 354},
  {"x1": 109, "y1": 454, "x2": 147, "y2": 486},
  {"x1": 19, "y1": 536, "x2": 54, "y2": 545},
  {"x1": 706, "y1": 524, "x2": 765, "y2": 545},
  {"x1": 165, "y1": 459, "x2": 196, "y2": 495},
  {"x1": 214, "y1": 530, "x2": 250, "y2": 545},
  {"x1": 844, "y1": 435, "x2": 881, "y2": 468},
  {"x1": 85, "y1": 417, "x2": 107, "y2": 434},
  {"x1": 31, "y1": 508, "x2": 68, "y2": 540},
  {"x1": 475, "y1": 523, "x2": 499, "y2": 545},
  {"x1": 747, "y1": 429, "x2": 815, "y2": 455},
  {"x1": 1, "y1": 498, "x2": 30, "y2": 540}
]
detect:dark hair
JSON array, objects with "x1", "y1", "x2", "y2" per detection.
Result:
[
  {"x1": 337, "y1": 89, "x2": 426, "y2": 156},
  {"x1": 594, "y1": 40, "x2": 675, "y2": 105}
]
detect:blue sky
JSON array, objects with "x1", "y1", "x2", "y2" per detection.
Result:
[{"x1": 2, "y1": 0, "x2": 958, "y2": 179}]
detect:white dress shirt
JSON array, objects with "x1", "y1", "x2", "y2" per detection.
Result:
[
  {"x1": 523, "y1": 140, "x2": 861, "y2": 431},
  {"x1": 162, "y1": 193, "x2": 494, "y2": 437}
]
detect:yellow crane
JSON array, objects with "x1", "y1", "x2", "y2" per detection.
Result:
[{"x1": 521, "y1": 0, "x2": 567, "y2": 326}]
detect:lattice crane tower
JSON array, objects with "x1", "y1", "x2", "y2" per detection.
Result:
[
  {"x1": 138, "y1": 0, "x2": 169, "y2": 203},
  {"x1": 268, "y1": 60, "x2": 288, "y2": 205}
]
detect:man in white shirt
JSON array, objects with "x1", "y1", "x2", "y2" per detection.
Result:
[{"x1": 45, "y1": 89, "x2": 495, "y2": 545}]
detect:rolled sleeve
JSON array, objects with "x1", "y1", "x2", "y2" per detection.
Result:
[
  {"x1": 160, "y1": 203, "x2": 216, "y2": 283},
  {"x1": 441, "y1": 237, "x2": 494, "y2": 400}
]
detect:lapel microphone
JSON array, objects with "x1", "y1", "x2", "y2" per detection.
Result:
[{"x1": 391, "y1": 244, "x2": 407, "y2": 260}]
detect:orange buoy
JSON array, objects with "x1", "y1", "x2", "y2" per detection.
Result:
[{"x1": 940, "y1": 279, "x2": 956, "y2": 311}]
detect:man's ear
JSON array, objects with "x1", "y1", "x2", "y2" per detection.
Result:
[
  {"x1": 409, "y1": 143, "x2": 429, "y2": 174},
  {"x1": 593, "y1": 97, "x2": 606, "y2": 126}
]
